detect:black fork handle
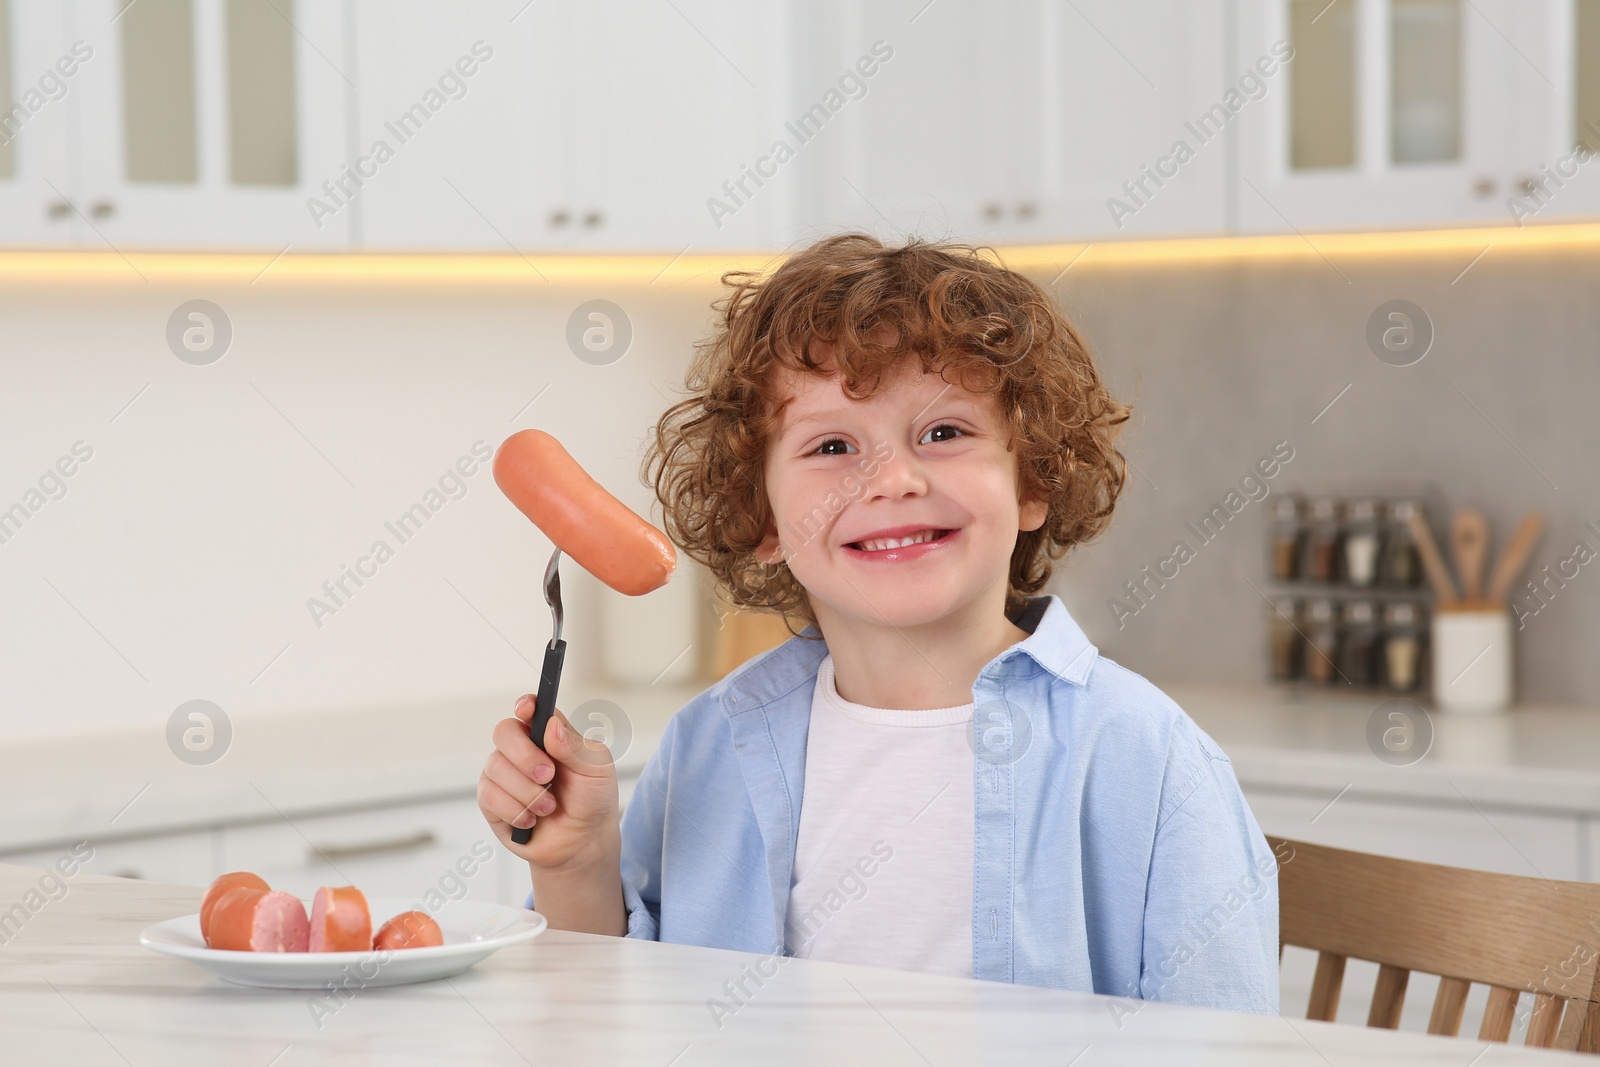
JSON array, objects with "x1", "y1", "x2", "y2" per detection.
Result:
[{"x1": 511, "y1": 638, "x2": 567, "y2": 845}]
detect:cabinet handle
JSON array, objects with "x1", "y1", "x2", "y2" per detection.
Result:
[
  {"x1": 1471, "y1": 177, "x2": 1496, "y2": 198},
  {"x1": 582, "y1": 210, "x2": 603, "y2": 228},
  {"x1": 982, "y1": 202, "x2": 1003, "y2": 222},
  {"x1": 309, "y1": 829, "x2": 436, "y2": 862},
  {"x1": 46, "y1": 200, "x2": 72, "y2": 220},
  {"x1": 90, "y1": 200, "x2": 116, "y2": 219},
  {"x1": 549, "y1": 209, "x2": 570, "y2": 227},
  {"x1": 1016, "y1": 201, "x2": 1037, "y2": 220}
]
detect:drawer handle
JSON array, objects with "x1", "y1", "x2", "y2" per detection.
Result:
[{"x1": 309, "y1": 830, "x2": 436, "y2": 862}]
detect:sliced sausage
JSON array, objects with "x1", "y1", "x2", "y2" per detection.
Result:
[
  {"x1": 207, "y1": 887, "x2": 310, "y2": 952},
  {"x1": 200, "y1": 871, "x2": 269, "y2": 944},
  {"x1": 372, "y1": 910, "x2": 444, "y2": 950},
  {"x1": 493, "y1": 429, "x2": 676, "y2": 596},
  {"x1": 309, "y1": 885, "x2": 372, "y2": 952}
]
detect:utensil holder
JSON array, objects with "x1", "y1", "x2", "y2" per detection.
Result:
[{"x1": 1431, "y1": 605, "x2": 1512, "y2": 712}]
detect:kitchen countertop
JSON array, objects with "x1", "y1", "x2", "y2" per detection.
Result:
[
  {"x1": 0, "y1": 681, "x2": 704, "y2": 853},
  {"x1": 0, "y1": 863, "x2": 1582, "y2": 1065},
  {"x1": 1163, "y1": 683, "x2": 1600, "y2": 816},
  {"x1": 3, "y1": 680, "x2": 1597, "y2": 854}
]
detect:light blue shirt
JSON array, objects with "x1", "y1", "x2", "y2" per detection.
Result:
[{"x1": 528, "y1": 594, "x2": 1280, "y2": 1014}]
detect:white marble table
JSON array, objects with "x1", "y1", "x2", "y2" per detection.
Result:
[{"x1": 0, "y1": 865, "x2": 1584, "y2": 1065}]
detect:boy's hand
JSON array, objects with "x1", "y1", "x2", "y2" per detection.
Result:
[{"x1": 478, "y1": 695, "x2": 620, "y2": 872}]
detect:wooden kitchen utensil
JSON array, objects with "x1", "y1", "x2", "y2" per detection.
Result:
[
  {"x1": 1406, "y1": 509, "x2": 1459, "y2": 604},
  {"x1": 1486, "y1": 513, "x2": 1545, "y2": 603},
  {"x1": 1450, "y1": 509, "x2": 1491, "y2": 603}
]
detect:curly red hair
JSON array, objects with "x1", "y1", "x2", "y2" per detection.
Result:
[{"x1": 644, "y1": 232, "x2": 1130, "y2": 632}]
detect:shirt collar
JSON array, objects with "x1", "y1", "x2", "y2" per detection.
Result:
[
  {"x1": 990, "y1": 593, "x2": 1098, "y2": 686},
  {"x1": 716, "y1": 593, "x2": 1098, "y2": 714}
]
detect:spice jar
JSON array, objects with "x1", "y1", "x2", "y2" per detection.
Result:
[
  {"x1": 1304, "y1": 498, "x2": 1342, "y2": 584},
  {"x1": 1383, "y1": 601, "x2": 1424, "y2": 692},
  {"x1": 1343, "y1": 499, "x2": 1384, "y2": 588},
  {"x1": 1269, "y1": 497, "x2": 1304, "y2": 581},
  {"x1": 1268, "y1": 598, "x2": 1301, "y2": 681},
  {"x1": 1384, "y1": 500, "x2": 1424, "y2": 588},
  {"x1": 1339, "y1": 600, "x2": 1379, "y2": 687},
  {"x1": 1304, "y1": 599, "x2": 1339, "y2": 685}
]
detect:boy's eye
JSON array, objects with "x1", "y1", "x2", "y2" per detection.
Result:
[
  {"x1": 920, "y1": 423, "x2": 965, "y2": 445},
  {"x1": 812, "y1": 437, "x2": 857, "y2": 456}
]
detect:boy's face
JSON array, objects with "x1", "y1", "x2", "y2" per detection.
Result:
[{"x1": 756, "y1": 351, "x2": 1048, "y2": 632}]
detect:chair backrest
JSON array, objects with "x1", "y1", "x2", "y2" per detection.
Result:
[{"x1": 1270, "y1": 836, "x2": 1600, "y2": 1054}]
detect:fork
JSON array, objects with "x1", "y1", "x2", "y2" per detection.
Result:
[{"x1": 511, "y1": 548, "x2": 567, "y2": 845}]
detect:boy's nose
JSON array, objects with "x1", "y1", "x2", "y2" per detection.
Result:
[{"x1": 863, "y1": 445, "x2": 928, "y2": 500}]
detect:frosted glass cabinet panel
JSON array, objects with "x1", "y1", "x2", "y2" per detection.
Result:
[
  {"x1": 1288, "y1": 0, "x2": 1357, "y2": 170},
  {"x1": 1, "y1": 0, "x2": 16, "y2": 180},
  {"x1": 1581, "y1": 0, "x2": 1600, "y2": 152},
  {"x1": 119, "y1": 0, "x2": 199, "y2": 184},
  {"x1": 1389, "y1": 0, "x2": 1462, "y2": 165},
  {"x1": 224, "y1": 0, "x2": 298, "y2": 187}
]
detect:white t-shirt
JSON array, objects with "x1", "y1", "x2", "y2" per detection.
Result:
[{"x1": 782, "y1": 654, "x2": 976, "y2": 979}]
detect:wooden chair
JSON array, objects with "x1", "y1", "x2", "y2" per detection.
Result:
[{"x1": 1271, "y1": 836, "x2": 1600, "y2": 1054}]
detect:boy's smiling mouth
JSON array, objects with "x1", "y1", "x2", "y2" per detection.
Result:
[{"x1": 842, "y1": 525, "x2": 958, "y2": 557}]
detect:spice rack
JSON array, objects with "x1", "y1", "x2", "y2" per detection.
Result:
[{"x1": 1264, "y1": 492, "x2": 1439, "y2": 694}]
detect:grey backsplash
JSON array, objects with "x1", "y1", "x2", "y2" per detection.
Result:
[{"x1": 1033, "y1": 244, "x2": 1600, "y2": 706}]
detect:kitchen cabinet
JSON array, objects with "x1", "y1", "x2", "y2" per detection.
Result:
[
  {"x1": 1236, "y1": 0, "x2": 1600, "y2": 232},
  {"x1": 792, "y1": 0, "x2": 1048, "y2": 245},
  {"x1": 797, "y1": 0, "x2": 1230, "y2": 244},
  {"x1": 5, "y1": 0, "x2": 1598, "y2": 250},
  {"x1": 1498, "y1": 0, "x2": 1600, "y2": 223},
  {"x1": 1243, "y1": 784, "x2": 1588, "y2": 881},
  {"x1": 0, "y1": 827, "x2": 221, "y2": 886},
  {"x1": 0, "y1": 0, "x2": 353, "y2": 248},
  {"x1": 353, "y1": 0, "x2": 793, "y2": 251},
  {"x1": 1041, "y1": 0, "x2": 1231, "y2": 239},
  {"x1": 0, "y1": 795, "x2": 533, "y2": 908},
  {"x1": 219, "y1": 795, "x2": 518, "y2": 906},
  {"x1": 0, "y1": 780, "x2": 655, "y2": 908}
]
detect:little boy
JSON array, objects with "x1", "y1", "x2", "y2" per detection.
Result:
[{"x1": 478, "y1": 233, "x2": 1280, "y2": 1014}]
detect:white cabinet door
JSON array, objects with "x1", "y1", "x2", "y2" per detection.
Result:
[
  {"x1": 1040, "y1": 0, "x2": 1230, "y2": 240},
  {"x1": 0, "y1": 828, "x2": 219, "y2": 887},
  {"x1": 221, "y1": 795, "x2": 521, "y2": 907},
  {"x1": 1244, "y1": 785, "x2": 1583, "y2": 880},
  {"x1": 356, "y1": 0, "x2": 790, "y2": 252},
  {"x1": 1237, "y1": 0, "x2": 1519, "y2": 232},
  {"x1": 66, "y1": 0, "x2": 352, "y2": 248},
  {"x1": 0, "y1": 1, "x2": 87, "y2": 243},
  {"x1": 795, "y1": 0, "x2": 1047, "y2": 246},
  {"x1": 1495, "y1": 0, "x2": 1600, "y2": 224},
  {"x1": 351, "y1": 0, "x2": 563, "y2": 251},
  {"x1": 555, "y1": 0, "x2": 792, "y2": 251}
]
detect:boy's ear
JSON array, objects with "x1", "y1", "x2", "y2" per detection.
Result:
[
  {"x1": 1019, "y1": 497, "x2": 1048, "y2": 533},
  {"x1": 755, "y1": 522, "x2": 785, "y2": 564}
]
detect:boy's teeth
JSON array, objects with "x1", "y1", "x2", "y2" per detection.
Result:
[{"x1": 856, "y1": 530, "x2": 941, "y2": 551}]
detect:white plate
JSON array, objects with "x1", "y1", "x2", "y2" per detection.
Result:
[{"x1": 139, "y1": 897, "x2": 547, "y2": 989}]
